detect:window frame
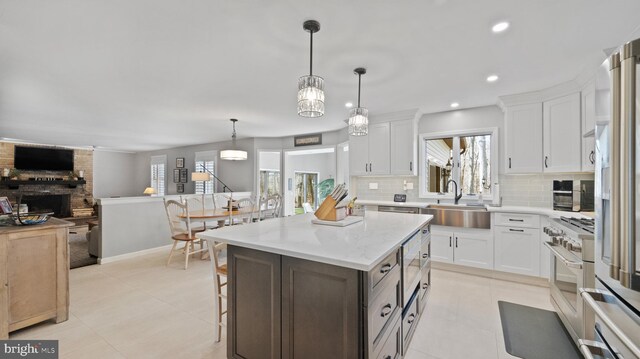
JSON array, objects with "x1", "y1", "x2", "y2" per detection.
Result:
[
  {"x1": 418, "y1": 127, "x2": 499, "y2": 201},
  {"x1": 150, "y1": 155, "x2": 167, "y2": 196},
  {"x1": 194, "y1": 150, "x2": 218, "y2": 194}
]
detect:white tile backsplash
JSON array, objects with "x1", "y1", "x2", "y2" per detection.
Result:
[{"x1": 352, "y1": 173, "x2": 594, "y2": 208}]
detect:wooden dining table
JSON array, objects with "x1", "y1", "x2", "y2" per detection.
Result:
[{"x1": 178, "y1": 207, "x2": 259, "y2": 228}]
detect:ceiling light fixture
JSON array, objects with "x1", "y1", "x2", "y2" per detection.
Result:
[
  {"x1": 345, "y1": 102, "x2": 353, "y2": 108},
  {"x1": 486, "y1": 74, "x2": 499, "y2": 82},
  {"x1": 297, "y1": 20, "x2": 324, "y2": 118},
  {"x1": 492, "y1": 22, "x2": 510, "y2": 33},
  {"x1": 348, "y1": 67, "x2": 368, "y2": 136},
  {"x1": 450, "y1": 102, "x2": 460, "y2": 108},
  {"x1": 220, "y1": 119, "x2": 248, "y2": 161}
]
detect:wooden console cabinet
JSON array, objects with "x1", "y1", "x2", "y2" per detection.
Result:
[{"x1": 0, "y1": 218, "x2": 71, "y2": 339}]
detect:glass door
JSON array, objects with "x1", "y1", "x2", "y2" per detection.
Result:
[{"x1": 294, "y1": 172, "x2": 318, "y2": 214}]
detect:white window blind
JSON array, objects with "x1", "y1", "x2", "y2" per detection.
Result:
[
  {"x1": 150, "y1": 155, "x2": 167, "y2": 195},
  {"x1": 194, "y1": 151, "x2": 217, "y2": 194}
]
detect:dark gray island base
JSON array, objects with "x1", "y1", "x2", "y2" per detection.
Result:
[{"x1": 225, "y1": 222, "x2": 431, "y2": 359}]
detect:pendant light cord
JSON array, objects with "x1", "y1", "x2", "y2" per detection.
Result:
[
  {"x1": 357, "y1": 73, "x2": 362, "y2": 107},
  {"x1": 309, "y1": 31, "x2": 313, "y2": 76}
]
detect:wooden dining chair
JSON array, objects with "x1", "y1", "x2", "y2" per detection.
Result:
[
  {"x1": 235, "y1": 197, "x2": 255, "y2": 224},
  {"x1": 163, "y1": 199, "x2": 208, "y2": 270},
  {"x1": 205, "y1": 239, "x2": 227, "y2": 342}
]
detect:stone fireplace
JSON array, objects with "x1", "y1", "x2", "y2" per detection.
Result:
[{"x1": 20, "y1": 194, "x2": 71, "y2": 217}]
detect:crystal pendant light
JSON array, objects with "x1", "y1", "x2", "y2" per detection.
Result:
[
  {"x1": 297, "y1": 20, "x2": 325, "y2": 118},
  {"x1": 348, "y1": 68, "x2": 368, "y2": 136},
  {"x1": 220, "y1": 119, "x2": 248, "y2": 161}
]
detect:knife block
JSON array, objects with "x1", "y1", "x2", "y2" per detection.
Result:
[{"x1": 314, "y1": 197, "x2": 347, "y2": 221}]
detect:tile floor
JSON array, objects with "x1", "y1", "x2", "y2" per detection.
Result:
[{"x1": 10, "y1": 251, "x2": 554, "y2": 359}]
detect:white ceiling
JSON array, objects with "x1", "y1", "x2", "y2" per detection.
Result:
[{"x1": 1, "y1": 0, "x2": 639, "y2": 152}]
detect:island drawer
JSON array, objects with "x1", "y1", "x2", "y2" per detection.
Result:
[
  {"x1": 366, "y1": 249, "x2": 400, "y2": 300},
  {"x1": 374, "y1": 312, "x2": 401, "y2": 359},
  {"x1": 367, "y1": 275, "x2": 401, "y2": 351},
  {"x1": 402, "y1": 292, "x2": 420, "y2": 354}
]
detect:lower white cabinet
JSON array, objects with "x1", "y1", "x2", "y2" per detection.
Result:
[
  {"x1": 493, "y1": 212, "x2": 542, "y2": 277},
  {"x1": 431, "y1": 226, "x2": 493, "y2": 269},
  {"x1": 494, "y1": 226, "x2": 541, "y2": 276}
]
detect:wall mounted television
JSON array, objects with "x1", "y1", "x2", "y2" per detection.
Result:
[{"x1": 14, "y1": 146, "x2": 74, "y2": 171}]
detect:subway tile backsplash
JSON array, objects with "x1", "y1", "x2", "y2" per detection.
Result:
[{"x1": 352, "y1": 173, "x2": 595, "y2": 208}]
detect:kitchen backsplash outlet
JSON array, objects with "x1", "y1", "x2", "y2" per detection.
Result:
[{"x1": 352, "y1": 173, "x2": 595, "y2": 208}]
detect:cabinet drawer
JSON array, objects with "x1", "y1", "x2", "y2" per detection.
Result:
[
  {"x1": 402, "y1": 292, "x2": 420, "y2": 354},
  {"x1": 368, "y1": 277, "x2": 401, "y2": 351},
  {"x1": 375, "y1": 313, "x2": 401, "y2": 359},
  {"x1": 494, "y1": 213, "x2": 540, "y2": 228},
  {"x1": 420, "y1": 260, "x2": 431, "y2": 308},
  {"x1": 367, "y1": 250, "x2": 400, "y2": 299}
]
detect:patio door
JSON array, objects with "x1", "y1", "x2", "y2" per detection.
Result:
[{"x1": 294, "y1": 172, "x2": 318, "y2": 214}]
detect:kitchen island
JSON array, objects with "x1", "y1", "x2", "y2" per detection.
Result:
[{"x1": 199, "y1": 211, "x2": 432, "y2": 359}]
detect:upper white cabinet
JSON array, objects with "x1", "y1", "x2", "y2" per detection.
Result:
[
  {"x1": 349, "y1": 123, "x2": 390, "y2": 175},
  {"x1": 542, "y1": 93, "x2": 582, "y2": 173},
  {"x1": 582, "y1": 81, "x2": 596, "y2": 135},
  {"x1": 349, "y1": 110, "x2": 418, "y2": 176},
  {"x1": 390, "y1": 120, "x2": 416, "y2": 175},
  {"x1": 504, "y1": 103, "x2": 543, "y2": 173}
]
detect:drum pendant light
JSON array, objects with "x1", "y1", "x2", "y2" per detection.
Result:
[
  {"x1": 220, "y1": 119, "x2": 248, "y2": 161},
  {"x1": 297, "y1": 20, "x2": 325, "y2": 118},
  {"x1": 348, "y1": 68, "x2": 368, "y2": 136}
]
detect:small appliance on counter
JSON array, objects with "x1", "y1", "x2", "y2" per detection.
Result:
[{"x1": 552, "y1": 180, "x2": 594, "y2": 212}]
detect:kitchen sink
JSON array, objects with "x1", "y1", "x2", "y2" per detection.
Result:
[{"x1": 421, "y1": 204, "x2": 491, "y2": 229}]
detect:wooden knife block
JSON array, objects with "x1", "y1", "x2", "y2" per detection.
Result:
[{"x1": 314, "y1": 197, "x2": 347, "y2": 221}]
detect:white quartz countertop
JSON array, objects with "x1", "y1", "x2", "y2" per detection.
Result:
[
  {"x1": 486, "y1": 205, "x2": 594, "y2": 219},
  {"x1": 355, "y1": 199, "x2": 430, "y2": 208},
  {"x1": 198, "y1": 212, "x2": 433, "y2": 271}
]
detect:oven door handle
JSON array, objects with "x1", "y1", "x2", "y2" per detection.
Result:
[
  {"x1": 543, "y1": 241, "x2": 582, "y2": 269},
  {"x1": 578, "y1": 339, "x2": 622, "y2": 359},
  {"x1": 580, "y1": 288, "x2": 640, "y2": 358}
]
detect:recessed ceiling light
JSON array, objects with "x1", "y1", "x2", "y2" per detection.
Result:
[
  {"x1": 345, "y1": 102, "x2": 353, "y2": 108},
  {"x1": 492, "y1": 22, "x2": 510, "y2": 33},
  {"x1": 486, "y1": 74, "x2": 499, "y2": 83},
  {"x1": 450, "y1": 102, "x2": 460, "y2": 108}
]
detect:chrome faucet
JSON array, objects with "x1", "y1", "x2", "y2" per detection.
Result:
[{"x1": 446, "y1": 179, "x2": 463, "y2": 204}]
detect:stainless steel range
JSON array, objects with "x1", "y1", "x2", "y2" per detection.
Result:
[{"x1": 543, "y1": 216, "x2": 595, "y2": 344}]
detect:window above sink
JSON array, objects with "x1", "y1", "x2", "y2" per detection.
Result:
[{"x1": 418, "y1": 127, "x2": 499, "y2": 202}]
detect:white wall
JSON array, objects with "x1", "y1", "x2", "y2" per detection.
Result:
[
  {"x1": 93, "y1": 150, "x2": 139, "y2": 198},
  {"x1": 259, "y1": 151, "x2": 281, "y2": 171}
]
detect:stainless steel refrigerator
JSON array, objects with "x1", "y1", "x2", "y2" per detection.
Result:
[{"x1": 586, "y1": 38, "x2": 640, "y2": 358}]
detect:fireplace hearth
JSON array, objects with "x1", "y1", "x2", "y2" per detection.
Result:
[{"x1": 20, "y1": 194, "x2": 71, "y2": 218}]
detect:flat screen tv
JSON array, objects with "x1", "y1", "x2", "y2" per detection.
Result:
[{"x1": 14, "y1": 146, "x2": 74, "y2": 171}]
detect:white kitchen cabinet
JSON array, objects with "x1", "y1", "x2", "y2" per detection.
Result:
[
  {"x1": 504, "y1": 103, "x2": 543, "y2": 173},
  {"x1": 348, "y1": 122, "x2": 390, "y2": 176},
  {"x1": 582, "y1": 81, "x2": 596, "y2": 136},
  {"x1": 494, "y1": 226, "x2": 541, "y2": 276},
  {"x1": 543, "y1": 93, "x2": 582, "y2": 173},
  {"x1": 390, "y1": 119, "x2": 416, "y2": 175},
  {"x1": 582, "y1": 136, "x2": 596, "y2": 172},
  {"x1": 431, "y1": 229, "x2": 453, "y2": 263},
  {"x1": 431, "y1": 226, "x2": 492, "y2": 269}
]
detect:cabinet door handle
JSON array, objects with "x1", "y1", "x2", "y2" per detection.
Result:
[
  {"x1": 590, "y1": 151, "x2": 595, "y2": 164},
  {"x1": 422, "y1": 253, "x2": 429, "y2": 259},
  {"x1": 379, "y1": 263, "x2": 392, "y2": 274},
  {"x1": 407, "y1": 313, "x2": 416, "y2": 324},
  {"x1": 423, "y1": 282, "x2": 429, "y2": 289},
  {"x1": 380, "y1": 304, "x2": 393, "y2": 317},
  {"x1": 384, "y1": 356, "x2": 392, "y2": 359},
  {"x1": 449, "y1": 236, "x2": 452, "y2": 247},
  {"x1": 545, "y1": 156, "x2": 549, "y2": 168},
  {"x1": 509, "y1": 157, "x2": 511, "y2": 169},
  {"x1": 509, "y1": 228, "x2": 525, "y2": 232},
  {"x1": 410, "y1": 161, "x2": 413, "y2": 171},
  {"x1": 370, "y1": 163, "x2": 372, "y2": 172},
  {"x1": 508, "y1": 218, "x2": 524, "y2": 222},
  {"x1": 455, "y1": 237, "x2": 458, "y2": 248}
]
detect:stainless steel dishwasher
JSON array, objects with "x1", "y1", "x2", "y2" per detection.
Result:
[{"x1": 378, "y1": 205, "x2": 420, "y2": 214}]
